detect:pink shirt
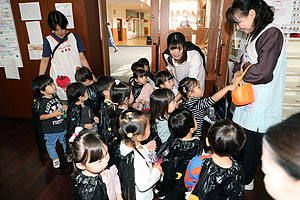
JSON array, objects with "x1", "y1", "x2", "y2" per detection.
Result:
[{"x1": 102, "y1": 165, "x2": 122, "y2": 200}]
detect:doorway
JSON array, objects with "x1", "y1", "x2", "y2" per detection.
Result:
[{"x1": 117, "y1": 18, "x2": 122, "y2": 41}]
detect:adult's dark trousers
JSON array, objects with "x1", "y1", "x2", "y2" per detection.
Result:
[{"x1": 233, "y1": 128, "x2": 264, "y2": 185}]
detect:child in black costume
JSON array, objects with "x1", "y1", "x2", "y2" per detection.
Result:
[
  {"x1": 185, "y1": 119, "x2": 246, "y2": 200},
  {"x1": 75, "y1": 67, "x2": 100, "y2": 116},
  {"x1": 67, "y1": 82, "x2": 99, "y2": 132},
  {"x1": 72, "y1": 131, "x2": 123, "y2": 200},
  {"x1": 157, "y1": 108, "x2": 203, "y2": 199},
  {"x1": 31, "y1": 75, "x2": 68, "y2": 168}
]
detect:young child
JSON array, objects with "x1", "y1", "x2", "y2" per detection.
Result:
[
  {"x1": 132, "y1": 69, "x2": 154, "y2": 111},
  {"x1": 75, "y1": 67, "x2": 100, "y2": 116},
  {"x1": 117, "y1": 110, "x2": 163, "y2": 200},
  {"x1": 157, "y1": 108, "x2": 203, "y2": 199},
  {"x1": 31, "y1": 75, "x2": 68, "y2": 168},
  {"x1": 155, "y1": 70, "x2": 181, "y2": 103},
  {"x1": 72, "y1": 130, "x2": 123, "y2": 200},
  {"x1": 149, "y1": 88, "x2": 176, "y2": 145},
  {"x1": 96, "y1": 76, "x2": 116, "y2": 144},
  {"x1": 185, "y1": 119, "x2": 246, "y2": 200},
  {"x1": 138, "y1": 58, "x2": 155, "y2": 88},
  {"x1": 178, "y1": 77, "x2": 236, "y2": 138},
  {"x1": 66, "y1": 82, "x2": 99, "y2": 132}
]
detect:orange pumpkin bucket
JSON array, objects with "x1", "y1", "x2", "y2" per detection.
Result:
[{"x1": 232, "y1": 64, "x2": 254, "y2": 106}]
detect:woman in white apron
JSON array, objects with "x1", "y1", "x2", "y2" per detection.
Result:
[
  {"x1": 39, "y1": 10, "x2": 91, "y2": 101},
  {"x1": 226, "y1": 0, "x2": 287, "y2": 190}
]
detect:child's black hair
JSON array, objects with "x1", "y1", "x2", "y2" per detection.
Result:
[
  {"x1": 107, "y1": 81, "x2": 132, "y2": 117},
  {"x1": 67, "y1": 82, "x2": 87, "y2": 104},
  {"x1": 155, "y1": 70, "x2": 173, "y2": 88},
  {"x1": 96, "y1": 76, "x2": 116, "y2": 97},
  {"x1": 150, "y1": 88, "x2": 175, "y2": 124},
  {"x1": 178, "y1": 77, "x2": 198, "y2": 99},
  {"x1": 72, "y1": 130, "x2": 107, "y2": 165},
  {"x1": 168, "y1": 108, "x2": 195, "y2": 138},
  {"x1": 75, "y1": 67, "x2": 93, "y2": 83},
  {"x1": 32, "y1": 75, "x2": 54, "y2": 98},
  {"x1": 208, "y1": 119, "x2": 246, "y2": 157},
  {"x1": 47, "y1": 10, "x2": 68, "y2": 31},
  {"x1": 131, "y1": 61, "x2": 144, "y2": 72},
  {"x1": 138, "y1": 58, "x2": 149, "y2": 68},
  {"x1": 133, "y1": 69, "x2": 147, "y2": 80}
]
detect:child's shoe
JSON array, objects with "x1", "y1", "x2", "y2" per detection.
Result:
[{"x1": 53, "y1": 158, "x2": 60, "y2": 168}]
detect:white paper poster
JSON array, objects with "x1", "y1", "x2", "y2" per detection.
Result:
[
  {"x1": 19, "y1": 2, "x2": 42, "y2": 21},
  {"x1": 0, "y1": 0, "x2": 23, "y2": 68},
  {"x1": 25, "y1": 21, "x2": 43, "y2": 44},
  {"x1": 28, "y1": 44, "x2": 43, "y2": 60},
  {"x1": 55, "y1": 3, "x2": 74, "y2": 29},
  {"x1": 4, "y1": 58, "x2": 20, "y2": 79}
]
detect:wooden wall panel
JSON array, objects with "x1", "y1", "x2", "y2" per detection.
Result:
[{"x1": 0, "y1": 0, "x2": 103, "y2": 118}]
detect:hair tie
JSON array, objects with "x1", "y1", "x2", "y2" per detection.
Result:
[
  {"x1": 115, "y1": 79, "x2": 120, "y2": 85},
  {"x1": 127, "y1": 132, "x2": 133, "y2": 138},
  {"x1": 126, "y1": 112, "x2": 133, "y2": 118},
  {"x1": 69, "y1": 127, "x2": 84, "y2": 142}
]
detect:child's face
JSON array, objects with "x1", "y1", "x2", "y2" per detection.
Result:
[
  {"x1": 161, "y1": 78, "x2": 174, "y2": 90},
  {"x1": 135, "y1": 75, "x2": 147, "y2": 85},
  {"x1": 84, "y1": 145, "x2": 110, "y2": 175},
  {"x1": 41, "y1": 83, "x2": 56, "y2": 96},
  {"x1": 168, "y1": 99, "x2": 176, "y2": 114},
  {"x1": 189, "y1": 83, "x2": 203, "y2": 98},
  {"x1": 144, "y1": 65, "x2": 149, "y2": 72}
]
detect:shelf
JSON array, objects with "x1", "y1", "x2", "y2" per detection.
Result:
[
  {"x1": 283, "y1": 94, "x2": 300, "y2": 107},
  {"x1": 286, "y1": 52, "x2": 300, "y2": 58},
  {"x1": 285, "y1": 81, "x2": 300, "y2": 91},
  {"x1": 282, "y1": 107, "x2": 300, "y2": 120}
]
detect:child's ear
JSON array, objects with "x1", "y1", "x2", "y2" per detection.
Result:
[
  {"x1": 206, "y1": 137, "x2": 210, "y2": 147},
  {"x1": 103, "y1": 89, "x2": 109, "y2": 97},
  {"x1": 75, "y1": 163, "x2": 86, "y2": 170},
  {"x1": 40, "y1": 89, "x2": 46, "y2": 95},
  {"x1": 159, "y1": 84, "x2": 165, "y2": 88}
]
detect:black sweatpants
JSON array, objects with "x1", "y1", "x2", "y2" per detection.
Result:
[{"x1": 233, "y1": 128, "x2": 264, "y2": 185}]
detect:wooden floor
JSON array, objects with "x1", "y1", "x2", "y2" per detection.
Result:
[
  {"x1": 115, "y1": 36, "x2": 150, "y2": 46},
  {"x1": 0, "y1": 118, "x2": 273, "y2": 199}
]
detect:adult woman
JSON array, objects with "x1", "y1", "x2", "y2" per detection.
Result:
[
  {"x1": 162, "y1": 32, "x2": 206, "y2": 92},
  {"x1": 262, "y1": 112, "x2": 300, "y2": 200},
  {"x1": 226, "y1": 0, "x2": 287, "y2": 190},
  {"x1": 39, "y1": 11, "x2": 91, "y2": 101}
]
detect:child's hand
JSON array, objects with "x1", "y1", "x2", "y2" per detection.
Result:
[
  {"x1": 84, "y1": 124, "x2": 93, "y2": 129},
  {"x1": 153, "y1": 163, "x2": 163, "y2": 174},
  {"x1": 227, "y1": 84, "x2": 237, "y2": 91},
  {"x1": 52, "y1": 110, "x2": 64, "y2": 117},
  {"x1": 62, "y1": 105, "x2": 68, "y2": 111},
  {"x1": 94, "y1": 117, "x2": 99, "y2": 123},
  {"x1": 116, "y1": 194, "x2": 123, "y2": 200},
  {"x1": 146, "y1": 140, "x2": 156, "y2": 151}
]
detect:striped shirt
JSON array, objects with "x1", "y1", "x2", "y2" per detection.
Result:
[{"x1": 183, "y1": 97, "x2": 215, "y2": 137}]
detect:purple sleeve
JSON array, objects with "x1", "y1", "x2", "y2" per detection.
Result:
[
  {"x1": 73, "y1": 33, "x2": 86, "y2": 53},
  {"x1": 242, "y1": 27, "x2": 283, "y2": 84},
  {"x1": 42, "y1": 38, "x2": 51, "y2": 57}
]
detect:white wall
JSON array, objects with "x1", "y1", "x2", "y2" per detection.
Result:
[{"x1": 106, "y1": 4, "x2": 127, "y2": 29}]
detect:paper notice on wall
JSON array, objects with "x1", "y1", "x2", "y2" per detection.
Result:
[
  {"x1": 25, "y1": 21, "x2": 43, "y2": 44},
  {"x1": 28, "y1": 44, "x2": 43, "y2": 60},
  {"x1": 55, "y1": 3, "x2": 74, "y2": 29},
  {"x1": 4, "y1": 57, "x2": 20, "y2": 79},
  {"x1": 0, "y1": 0, "x2": 23, "y2": 68},
  {"x1": 19, "y1": 2, "x2": 42, "y2": 21}
]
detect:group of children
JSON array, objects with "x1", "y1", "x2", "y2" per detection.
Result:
[{"x1": 31, "y1": 58, "x2": 246, "y2": 200}]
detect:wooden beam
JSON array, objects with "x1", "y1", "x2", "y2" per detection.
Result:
[
  {"x1": 150, "y1": 0, "x2": 159, "y2": 73},
  {"x1": 159, "y1": 0, "x2": 169, "y2": 70},
  {"x1": 99, "y1": 0, "x2": 110, "y2": 76}
]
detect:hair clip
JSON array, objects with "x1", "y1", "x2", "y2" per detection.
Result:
[
  {"x1": 127, "y1": 132, "x2": 133, "y2": 138},
  {"x1": 126, "y1": 112, "x2": 133, "y2": 118},
  {"x1": 183, "y1": 87, "x2": 187, "y2": 93},
  {"x1": 69, "y1": 127, "x2": 84, "y2": 142},
  {"x1": 115, "y1": 79, "x2": 120, "y2": 85}
]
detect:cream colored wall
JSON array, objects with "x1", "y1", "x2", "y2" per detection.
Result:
[{"x1": 106, "y1": 4, "x2": 127, "y2": 29}]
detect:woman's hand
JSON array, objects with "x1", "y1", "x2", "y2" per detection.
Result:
[{"x1": 232, "y1": 71, "x2": 242, "y2": 85}]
